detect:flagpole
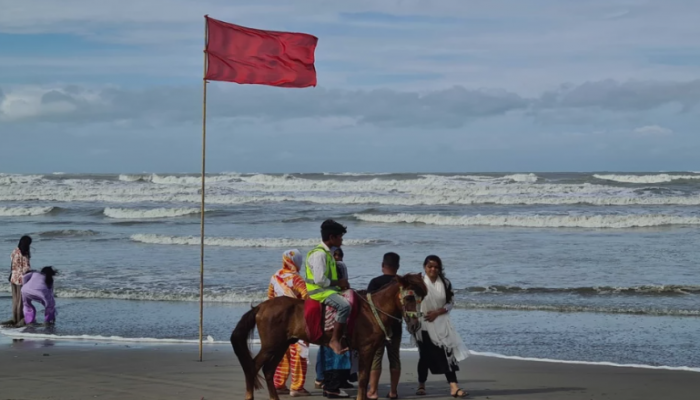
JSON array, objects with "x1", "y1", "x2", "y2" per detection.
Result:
[{"x1": 199, "y1": 14, "x2": 209, "y2": 362}]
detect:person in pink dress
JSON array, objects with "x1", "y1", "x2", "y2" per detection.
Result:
[{"x1": 21, "y1": 266, "x2": 59, "y2": 325}]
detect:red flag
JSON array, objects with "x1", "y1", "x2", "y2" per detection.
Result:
[{"x1": 204, "y1": 16, "x2": 318, "y2": 88}]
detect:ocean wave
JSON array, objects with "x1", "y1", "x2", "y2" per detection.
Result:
[
  {"x1": 104, "y1": 207, "x2": 201, "y2": 219},
  {"x1": 457, "y1": 302, "x2": 700, "y2": 317},
  {"x1": 431, "y1": 173, "x2": 539, "y2": 183},
  {"x1": 0, "y1": 174, "x2": 44, "y2": 185},
  {"x1": 130, "y1": 234, "x2": 382, "y2": 248},
  {"x1": 38, "y1": 229, "x2": 99, "y2": 238},
  {"x1": 1, "y1": 172, "x2": 699, "y2": 206},
  {"x1": 119, "y1": 174, "x2": 237, "y2": 185},
  {"x1": 0, "y1": 206, "x2": 55, "y2": 216},
  {"x1": 461, "y1": 285, "x2": 700, "y2": 296},
  {"x1": 353, "y1": 213, "x2": 700, "y2": 228},
  {"x1": 54, "y1": 288, "x2": 268, "y2": 303},
  {"x1": 594, "y1": 174, "x2": 700, "y2": 184}
]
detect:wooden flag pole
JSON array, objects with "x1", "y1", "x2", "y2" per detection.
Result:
[{"x1": 199, "y1": 15, "x2": 209, "y2": 362}]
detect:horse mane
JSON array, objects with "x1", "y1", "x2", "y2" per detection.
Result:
[
  {"x1": 352, "y1": 273, "x2": 427, "y2": 299},
  {"x1": 399, "y1": 273, "x2": 428, "y2": 298}
]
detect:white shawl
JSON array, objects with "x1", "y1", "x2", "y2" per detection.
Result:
[{"x1": 418, "y1": 274, "x2": 469, "y2": 364}]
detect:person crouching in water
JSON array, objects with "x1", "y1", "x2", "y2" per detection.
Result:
[
  {"x1": 268, "y1": 249, "x2": 311, "y2": 397},
  {"x1": 21, "y1": 266, "x2": 59, "y2": 325}
]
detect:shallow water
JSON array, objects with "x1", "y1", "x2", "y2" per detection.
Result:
[{"x1": 1, "y1": 172, "x2": 699, "y2": 367}]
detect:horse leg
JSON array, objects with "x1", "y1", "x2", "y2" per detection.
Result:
[
  {"x1": 255, "y1": 343, "x2": 289, "y2": 400},
  {"x1": 356, "y1": 343, "x2": 379, "y2": 400}
]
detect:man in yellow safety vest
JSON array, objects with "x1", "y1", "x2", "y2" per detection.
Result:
[{"x1": 305, "y1": 219, "x2": 350, "y2": 355}]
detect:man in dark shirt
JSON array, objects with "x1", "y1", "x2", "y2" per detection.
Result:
[{"x1": 366, "y1": 252, "x2": 401, "y2": 400}]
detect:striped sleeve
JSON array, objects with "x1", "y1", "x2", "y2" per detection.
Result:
[
  {"x1": 293, "y1": 275, "x2": 308, "y2": 300},
  {"x1": 267, "y1": 281, "x2": 275, "y2": 300}
]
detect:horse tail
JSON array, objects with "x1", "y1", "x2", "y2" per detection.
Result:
[{"x1": 231, "y1": 305, "x2": 263, "y2": 390}]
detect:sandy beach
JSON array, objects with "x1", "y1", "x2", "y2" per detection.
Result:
[{"x1": 1, "y1": 338, "x2": 698, "y2": 400}]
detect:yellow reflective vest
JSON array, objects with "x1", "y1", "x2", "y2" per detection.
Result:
[{"x1": 305, "y1": 244, "x2": 339, "y2": 302}]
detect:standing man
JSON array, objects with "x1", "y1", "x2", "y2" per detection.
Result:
[
  {"x1": 366, "y1": 252, "x2": 402, "y2": 400},
  {"x1": 305, "y1": 219, "x2": 350, "y2": 355}
]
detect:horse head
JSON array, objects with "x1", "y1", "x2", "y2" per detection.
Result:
[{"x1": 395, "y1": 273, "x2": 428, "y2": 335}]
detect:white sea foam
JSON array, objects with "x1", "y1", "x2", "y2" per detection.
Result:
[
  {"x1": 594, "y1": 174, "x2": 700, "y2": 184},
  {"x1": 0, "y1": 174, "x2": 44, "y2": 185},
  {"x1": 458, "y1": 302, "x2": 700, "y2": 317},
  {"x1": 0, "y1": 330, "x2": 226, "y2": 344},
  {"x1": 119, "y1": 174, "x2": 236, "y2": 185},
  {"x1": 468, "y1": 351, "x2": 700, "y2": 373},
  {"x1": 1, "y1": 330, "x2": 697, "y2": 373},
  {"x1": 0, "y1": 206, "x2": 54, "y2": 216},
  {"x1": 104, "y1": 207, "x2": 201, "y2": 219},
  {"x1": 130, "y1": 234, "x2": 380, "y2": 248},
  {"x1": 354, "y1": 213, "x2": 700, "y2": 228},
  {"x1": 1, "y1": 173, "x2": 699, "y2": 206},
  {"x1": 53, "y1": 288, "x2": 268, "y2": 303}
]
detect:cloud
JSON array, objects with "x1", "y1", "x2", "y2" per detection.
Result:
[
  {"x1": 0, "y1": 84, "x2": 528, "y2": 128},
  {"x1": 3, "y1": 1, "x2": 700, "y2": 94},
  {"x1": 633, "y1": 125, "x2": 673, "y2": 136},
  {"x1": 2, "y1": 79, "x2": 699, "y2": 128},
  {"x1": 537, "y1": 80, "x2": 700, "y2": 111}
]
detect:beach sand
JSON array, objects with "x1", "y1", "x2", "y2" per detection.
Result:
[{"x1": 1, "y1": 339, "x2": 698, "y2": 400}]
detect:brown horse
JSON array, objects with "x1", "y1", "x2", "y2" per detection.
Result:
[{"x1": 231, "y1": 273, "x2": 427, "y2": 400}]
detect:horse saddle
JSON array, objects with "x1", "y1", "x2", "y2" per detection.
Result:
[{"x1": 303, "y1": 290, "x2": 358, "y2": 343}]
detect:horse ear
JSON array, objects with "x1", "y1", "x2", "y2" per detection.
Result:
[{"x1": 394, "y1": 274, "x2": 406, "y2": 287}]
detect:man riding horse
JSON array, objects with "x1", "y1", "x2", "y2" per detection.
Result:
[{"x1": 305, "y1": 219, "x2": 351, "y2": 355}]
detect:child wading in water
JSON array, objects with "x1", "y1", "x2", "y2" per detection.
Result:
[{"x1": 21, "y1": 266, "x2": 59, "y2": 325}]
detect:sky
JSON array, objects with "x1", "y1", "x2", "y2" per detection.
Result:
[{"x1": 1, "y1": 0, "x2": 699, "y2": 173}]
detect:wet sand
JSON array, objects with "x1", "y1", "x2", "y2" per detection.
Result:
[{"x1": 1, "y1": 339, "x2": 698, "y2": 399}]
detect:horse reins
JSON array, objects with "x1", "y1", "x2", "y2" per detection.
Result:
[{"x1": 353, "y1": 287, "x2": 422, "y2": 342}]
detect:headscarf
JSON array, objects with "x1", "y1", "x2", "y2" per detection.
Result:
[
  {"x1": 271, "y1": 249, "x2": 305, "y2": 299},
  {"x1": 282, "y1": 249, "x2": 303, "y2": 273}
]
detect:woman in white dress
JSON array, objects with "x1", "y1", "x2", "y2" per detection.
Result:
[{"x1": 414, "y1": 255, "x2": 470, "y2": 398}]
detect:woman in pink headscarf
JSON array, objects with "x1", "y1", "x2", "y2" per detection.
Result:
[{"x1": 267, "y1": 249, "x2": 310, "y2": 397}]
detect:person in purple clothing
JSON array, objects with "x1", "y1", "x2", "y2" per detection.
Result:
[{"x1": 21, "y1": 266, "x2": 59, "y2": 325}]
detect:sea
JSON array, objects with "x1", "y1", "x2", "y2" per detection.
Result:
[{"x1": 1, "y1": 171, "x2": 699, "y2": 370}]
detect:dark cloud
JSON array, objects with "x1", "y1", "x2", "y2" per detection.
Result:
[
  {"x1": 41, "y1": 90, "x2": 79, "y2": 105},
  {"x1": 2, "y1": 84, "x2": 529, "y2": 128},
  {"x1": 4, "y1": 79, "x2": 700, "y2": 128},
  {"x1": 537, "y1": 79, "x2": 700, "y2": 111}
]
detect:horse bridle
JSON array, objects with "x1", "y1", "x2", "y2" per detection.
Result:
[
  {"x1": 364, "y1": 286, "x2": 423, "y2": 341},
  {"x1": 398, "y1": 287, "x2": 423, "y2": 320}
]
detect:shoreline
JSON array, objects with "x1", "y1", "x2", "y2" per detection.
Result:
[
  {"x1": 2, "y1": 339, "x2": 700, "y2": 400},
  {"x1": 2, "y1": 330, "x2": 699, "y2": 374}
]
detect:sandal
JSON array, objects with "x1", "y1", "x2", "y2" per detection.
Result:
[
  {"x1": 314, "y1": 380, "x2": 324, "y2": 389},
  {"x1": 386, "y1": 393, "x2": 399, "y2": 399},
  {"x1": 451, "y1": 388, "x2": 469, "y2": 398},
  {"x1": 415, "y1": 387, "x2": 426, "y2": 396}
]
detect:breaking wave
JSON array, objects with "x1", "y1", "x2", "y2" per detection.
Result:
[
  {"x1": 594, "y1": 174, "x2": 700, "y2": 184},
  {"x1": 118, "y1": 174, "x2": 237, "y2": 185},
  {"x1": 0, "y1": 206, "x2": 55, "y2": 216},
  {"x1": 0, "y1": 174, "x2": 44, "y2": 185},
  {"x1": 130, "y1": 234, "x2": 382, "y2": 248},
  {"x1": 353, "y1": 213, "x2": 700, "y2": 228},
  {"x1": 53, "y1": 288, "x2": 268, "y2": 303},
  {"x1": 461, "y1": 285, "x2": 700, "y2": 296},
  {"x1": 104, "y1": 207, "x2": 201, "y2": 219},
  {"x1": 38, "y1": 229, "x2": 99, "y2": 238},
  {"x1": 457, "y1": 302, "x2": 700, "y2": 317}
]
